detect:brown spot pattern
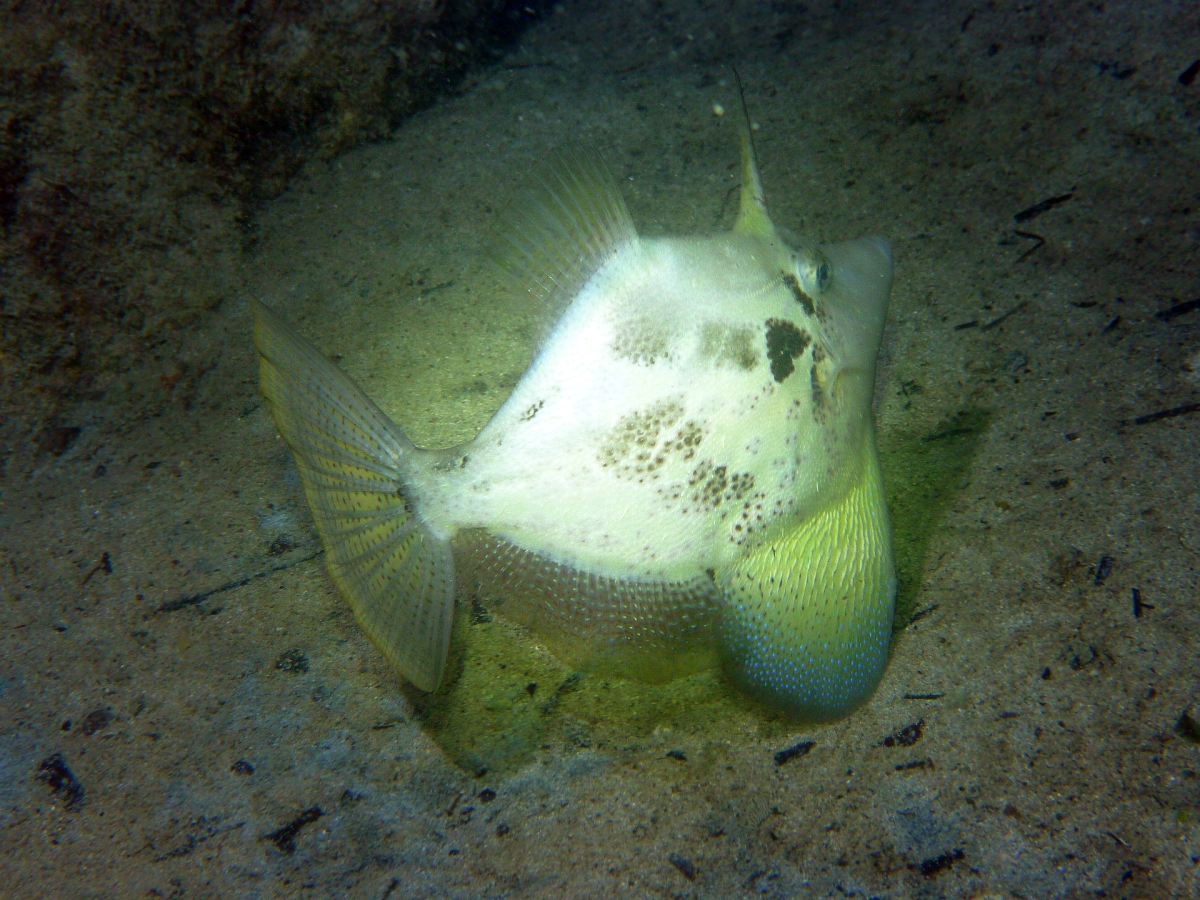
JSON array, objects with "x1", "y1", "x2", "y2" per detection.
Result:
[
  {"x1": 811, "y1": 343, "x2": 828, "y2": 419},
  {"x1": 681, "y1": 460, "x2": 755, "y2": 513},
  {"x1": 765, "y1": 318, "x2": 812, "y2": 383},
  {"x1": 598, "y1": 401, "x2": 704, "y2": 480},
  {"x1": 698, "y1": 321, "x2": 760, "y2": 371},
  {"x1": 612, "y1": 318, "x2": 671, "y2": 365}
]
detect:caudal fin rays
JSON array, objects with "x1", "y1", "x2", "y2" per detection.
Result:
[
  {"x1": 252, "y1": 300, "x2": 454, "y2": 692},
  {"x1": 489, "y1": 143, "x2": 637, "y2": 340}
]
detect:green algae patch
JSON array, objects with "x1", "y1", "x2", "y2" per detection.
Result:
[{"x1": 878, "y1": 408, "x2": 991, "y2": 628}]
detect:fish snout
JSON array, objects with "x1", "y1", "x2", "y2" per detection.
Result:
[
  {"x1": 862, "y1": 235, "x2": 893, "y2": 265},
  {"x1": 820, "y1": 236, "x2": 894, "y2": 378}
]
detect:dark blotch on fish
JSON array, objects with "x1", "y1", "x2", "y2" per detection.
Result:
[
  {"x1": 782, "y1": 272, "x2": 816, "y2": 316},
  {"x1": 698, "y1": 321, "x2": 759, "y2": 371},
  {"x1": 765, "y1": 318, "x2": 811, "y2": 383},
  {"x1": 810, "y1": 344, "x2": 828, "y2": 415}
]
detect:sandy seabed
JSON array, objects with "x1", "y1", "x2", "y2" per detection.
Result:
[{"x1": 2, "y1": 1, "x2": 1199, "y2": 897}]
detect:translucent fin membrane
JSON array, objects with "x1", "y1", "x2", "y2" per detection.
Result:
[
  {"x1": 489, "y1": 143, "x2": 637, "y2": 328},
  {"x1": 252, "y1": 300, "x2": 454, "y2": 692},
  {"x1": 456, "y1": 531, "x2": 722, "y2": 683}
]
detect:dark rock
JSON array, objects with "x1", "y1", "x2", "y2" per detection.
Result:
[
  {"x1": 881, "y1": 720, "x2": 924, "y2": 748},
  {"x1": 35, "y1": 754, "x2": 84, "y2": 808},
  {"x1": 80, "y1": 707, "x2": 113, "y2": 736},
  {"x1": 275, "y1": 648, "x2": 309, "y2": 674},
  {"x1": 669, "y1": 853, "x2": 696, "y2": 881},
  {"x1": 774, "y1": 740, "x2": 815, "y2": 765},
  {"x1": 1177, "y1": 702, "x2": 1200, "y2": 744},
  {"x1": 262, "y1": 806, "x2": 323, "y2": 854}
]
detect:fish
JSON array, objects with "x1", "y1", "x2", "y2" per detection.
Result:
[{"x1": 251, "y1": 104, "x2": 896, "y2": 722}]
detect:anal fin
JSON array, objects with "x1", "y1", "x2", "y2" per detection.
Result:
[{"x1": 457, "y1": 531, "x2": 721, "y2": 683}]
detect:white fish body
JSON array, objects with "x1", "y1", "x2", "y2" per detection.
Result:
[
  {"x1": 428, "y1": 234, "x2": 866, "y2": 578},
  {"x1": 253, "y1": 119, "x2": 895, "y2": 721}
]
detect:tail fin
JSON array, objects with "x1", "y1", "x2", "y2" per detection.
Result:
[{"x1": 251, "y1": 300, "x2": 454, "y2": 691}]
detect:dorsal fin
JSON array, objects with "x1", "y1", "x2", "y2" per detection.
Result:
[
  {"x1": 489, "y1": 143, "x2": 637, "y2": 324},
  {"x1": 732, "y1": 75, "x2": 777, "y2": 241}
]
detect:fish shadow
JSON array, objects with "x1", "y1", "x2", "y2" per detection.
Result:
[{"x1": 878, "y1": 407, "x2": 992, "y2": 628}]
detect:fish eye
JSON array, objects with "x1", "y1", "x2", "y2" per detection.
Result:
[{"x1": 793, "y1": 249, "x2": 832, "y2": 295}]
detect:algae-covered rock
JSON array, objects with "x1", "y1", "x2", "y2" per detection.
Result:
[{"x1": 0, "y1": 0, "x2": 545, "y2": 463}]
